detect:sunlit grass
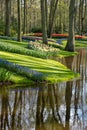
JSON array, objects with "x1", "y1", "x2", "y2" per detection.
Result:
[
  {"x1": 0, "y1": 38, "x2": 83, "y2": 83},
  {"x1": 0, "y1": 51, "x2": 79, "y2": 83},
  {"x1": 0, "y1": 38, "x2": 27, "y2": 48},
  {"x1": 0, "y1": 67, "x2": 34, "y2": 84},
  {"x1": 62, "y1": 40, "x2": 87, "y2": 48},
  {"x1": 75, "y1": 40, "x2": 87, "y2": 47},
  {"x1": 0, "y1": 39, "x2": 78, "y2": 58},
  {"x1": 0, "y1": 40, "x2": 47, "y2": 59}
]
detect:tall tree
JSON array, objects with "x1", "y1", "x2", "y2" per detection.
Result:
[
  {"x1": 23, "y1": 0, "x2": 27, "y2": 34},
  {"x1": 5, "y1": 0, "x2": 11, "y2": 36},
  {"x1": 48, "y1": 0, "x2": 59, "y2": 38},
  {"x1": 79, "y1": 0, "x2": 86, "y2": 35},
  {"x1": 40, "y1": 0, "x2": 48, "y2": 44},
  {"x1": 17, "y1": 0, "x2": 22, "y2": 41},
  {"x1": 65, "y1": 0, "x2": 76, "y2": 52}
]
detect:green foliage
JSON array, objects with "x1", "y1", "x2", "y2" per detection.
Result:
[
  {"x1": 0, "y1": 41, "x2": 47, "y2": 59},
  {"x1": 0, "y1": 58, "x2": 44, "y2": 82},
  {"x1": 0, "y1": 38, "x2": 81, "y2": 83},
  {"x1": 31, "y1": 27, "x2": 42, "y2": 33},
  {"x1": 75, "y1": 40, "x2": 87, "y2": 47},
  {"x1": 0, "y1": 51, "x2": 79, "y2": 83},
  {"x1": 0, "y1": 20, "x2": 5, "y2": 35},
  {"x1": 0, "y1": 38, "x2": 77, "y2": 59},
  {"x1": 0, "y1": 67, "x2": 33, "y2": 84},
  {"x1": 62, "y1": 39, "x2": 87, "y2": 48},
  {"x1": 10, "y1": 28, "x2": 17, "y2": 36},
  {"x1": 0, "y1": 68, "x2": 10, "y2": 81}
]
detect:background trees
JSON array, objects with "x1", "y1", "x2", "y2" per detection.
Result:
[{"x1": 0, "y1": 0, "x2": 87, "y2": 43}]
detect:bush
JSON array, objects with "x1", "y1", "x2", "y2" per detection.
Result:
[
  {"x1": 31, "y1": 27, "x2": 42, "y2": 33},
  {"x1": 0, "y1": 20, "x2": 5, "y2": 35},
  {"x1": 11, "y1": 28, "x2": 17, "y2": 36}
]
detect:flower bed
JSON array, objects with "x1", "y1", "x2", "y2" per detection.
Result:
[
  {"x1": 34, "y1": 33, "x2": 42, "y2": 37},
  {"x1": 34, "y1": 33, "x2": 87, "y2": 40},
  {"x1": 52, "y1": 33, "x2": 68, "y2": 38}
]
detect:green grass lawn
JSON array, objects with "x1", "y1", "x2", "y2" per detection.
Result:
[
  {"x1": 0, "y1": 39, "x2": 77, "y2": 58},
  {"x1": 0, "y1": 51, "x2": 78, "y2": 83},
  {"x1": 0, "y1": 67, "x2": 33, "y2": 84},
  {"x1": 62, "y1": 40, "x2": 87, "y2": 48},
  {"x1": 0, "y1": 38, "x2": 81, "y2": 84}
]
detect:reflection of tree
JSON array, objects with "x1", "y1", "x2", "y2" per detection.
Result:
[
  {"x1": 35, "y1": 49, "x2": 86, "y2": 130},
  {"x1": 64, "y1": 48, "x2": 87, "y2": 130},
  {"x1": 11, "y1": 92, "x2": 18, "y2": 129},
  {"x1": 0, "y1": 88, "x2": 38, "y2": 130},
  {"x1": 65, "y1": 81, "x2": 72, "y2": 130},
  {"x1": 1, "y1": 90, "x2": 10, "y2": 130},
  {"x1": 64, "y1": 56, "x2": 73, "y2": 130},
  {"x1": 35, "y1": 84, "x2": 64, "y2": 130},
  {"x1": 0, "y1": 89, "x2": 23, "y2": 130},
  {"x1": 36, "y1": 87, "x2": 48, "y2": 130},
  {"x1": 11, "y1": 91, "x2": 23, "y2": 130}
]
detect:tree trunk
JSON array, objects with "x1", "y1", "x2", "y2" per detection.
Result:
[
  {"x1": 65, "y1": 0, "x2": 76, "y2": 52},
  {"x1": 81, "y1": 0, "x2": 85, "y2": 35},
  {"x1": 17, "y1": 0, "x2": 22, "y2": 41},
  {"x1": 40, "y1": 0, "x2": 48, "y2": 44},
  {"x1": 48, "y1": 0, "x2": 59, "y2": 38},
  {"x1": 5, "y1": 0, "x2": 11, "y2": 36},
  {"x1": 23, "y1": 0, "x2": 27, "y2": 34}
]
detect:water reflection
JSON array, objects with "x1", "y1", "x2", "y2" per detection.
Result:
[{"x1": 0, "y1": 48, "x2": 87, "y2": 130}]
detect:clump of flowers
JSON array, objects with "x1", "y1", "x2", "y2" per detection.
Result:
[{"x1": 28, "y1": 41, "x2": 58, "y2": 52}]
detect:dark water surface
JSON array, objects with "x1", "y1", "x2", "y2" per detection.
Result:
[{"x1": 0, "y1": 48, "x2": 87, "y2": 130}]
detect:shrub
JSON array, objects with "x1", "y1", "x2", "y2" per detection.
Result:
[
  {"x1": 0, "y1": 20, "x2": 5, "y2": 35},
  {"x1": 31, "y1": 27, "x2": 42, "y2": 33}
]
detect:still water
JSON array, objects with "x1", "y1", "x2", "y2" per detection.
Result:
[{"x1": 0, "y1": 48, "x2": 87, "y2": 130}]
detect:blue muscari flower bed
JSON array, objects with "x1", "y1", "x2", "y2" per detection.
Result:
[
  {"x1": 0, "y1": 58, "x2": 45, "y2": 81},
  {"x1": 22, "y1": 36, "x2": 35, "y2": 42},
  {"x1": 0, "y1": 35, "x2": 17, "y2": 41},
  {"x1": 56, "y1": 38, "x2": 67, "y2": 44},
  {"x1": 0, "y1": 35, "x2": 35, "y2": 42}
]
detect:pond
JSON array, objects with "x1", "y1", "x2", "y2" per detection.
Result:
[{"x1": 0, "y1": 48, "x2": 87, "y2": 130}]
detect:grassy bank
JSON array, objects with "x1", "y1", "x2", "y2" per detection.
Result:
[{"x1": 0, "y1": 38, "x2": 80, "y2": 85}]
